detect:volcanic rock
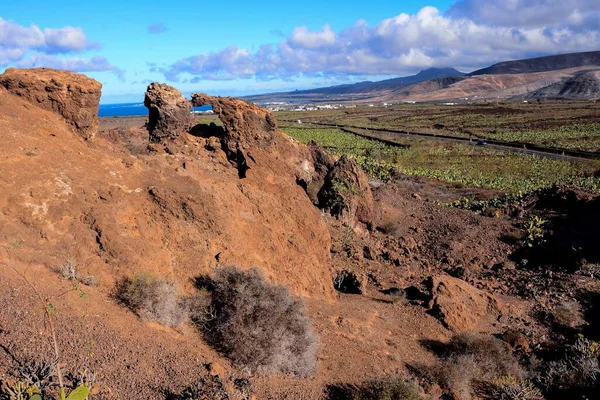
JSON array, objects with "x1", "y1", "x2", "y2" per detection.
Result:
[
  {"x1": 0, "y1": 68, "x2": 101, "y2": 139},
  {"x1": 0, "y1": 72, "x2": 334, "y2": 299},
  {"x1": 318, "y1": 155, "x2": 374, "y2": 227},
  {"x1": 428, "y1": 275, "x2": 504, "y2": 331},
  {"x1": 144, "y1": 83, "x2": 193, "y2": 142},
  {"x1": 304, "y1": 141, "x2": 336, "y2": 204},
  {"x1": 191, "y1": 93, "x2": 277, "y2": 156}
]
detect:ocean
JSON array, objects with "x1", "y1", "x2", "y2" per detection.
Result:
[{"x1": 99, "y1": 103, "x2": 212, "y2": 117}]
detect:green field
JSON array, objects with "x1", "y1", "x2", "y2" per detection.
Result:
[
  {"x1": 276, "y1": 101, "x2": 600, "y2": 152},
  {"x1": 282, "y1": 126, "x2": 600, "y2": 194}
]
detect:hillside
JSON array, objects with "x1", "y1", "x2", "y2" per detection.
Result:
[
  {"x1": 2, "y1": 67, "x2": 600, "y2": 400},
  {"x1": 248, "y1": 51, "x2": 600, "y2": 104},
  {"x1": 470, "y1": 51, "x2": 600, "y2": 75},
  {"x1": 246, "y1": 67, "x2": 464, "y2": 103},
  {"x1": 524, "y1": 70, "x2": 600, "y2": 100}
]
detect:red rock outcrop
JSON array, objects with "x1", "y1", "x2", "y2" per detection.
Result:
[
  {"x1": 0, "y1": 68, "x2": 101, "y2": 139},
  {"x1": 144, "y1": 83, "x2": 193, "y2": 142},
  {"x1": 428, "y1": 275, "x2": 504, "y2": 331},
  {"x1": 190, "y1": 93, "x2": 374, "y2": 227},
  {"x1": 0, "y1": 74, "x2": 334, "y2": 300}
]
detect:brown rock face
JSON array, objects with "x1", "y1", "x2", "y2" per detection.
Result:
[
  {"x1": 0, "y1": 68, "x2": 101, "y2": 139},
  {"x1": 318, "y1": 155, "x2": 374, "y2": 227},
  {"x1": 191, "y1": 93, "x2": 277, "y2": 156},
  {"x1": 144, "y1": 83, "x2": 193, "y2": 142},
  {"x1": 428, "y1": 275, "x2": 503, "y2": 331},
  {"x1": 0, "y1": 83, "x2": 334, "y2": 300},
  {"x1": 305, "y1": 141, "x2": 336, "y2": 204}
]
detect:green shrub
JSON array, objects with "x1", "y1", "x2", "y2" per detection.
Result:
[{"x1": 200, "y1": 267, "x2": 318, "y2": 376}]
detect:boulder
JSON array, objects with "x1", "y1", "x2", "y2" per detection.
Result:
[
  {"x1": 318, "y1": 155, "x2": 374, "y2": 226},
  {"x1": 0, "y1": 68, "x2": 101, "y2": 139},
  {"x1": 144, "y1": 83, "x2": 193, "y2": 142},
  {"x1": 428, "y1": 275, "x2": 503, "y2": 331},
  {"x1": 305, "y1": 141, "x2": 336, "y2": 204}
]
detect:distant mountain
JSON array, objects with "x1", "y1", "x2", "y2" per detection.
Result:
[
  {"x1": 246, "y1": 67, "x2": 464, "y2": 102},
  {"x1": 524, "y1": 70, "x2": 600, "y2": 100},
  {"x1": 247, "y1": 51, "x2": 600, "y2": 104},
  {"x1": 469, "y1": 51, "x2": 600, "y2": 76}
]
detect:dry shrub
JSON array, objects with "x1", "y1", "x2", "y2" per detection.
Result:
[
  {"x1": 539, "y1": 337, "x2": 600, "y2": 396},
  {"x1": 115, "y1": 274, "x2": 187, "y2": 327},
  {"x1": 171, "y1": 375, "x2": 252, "y2": 400},
  {"x1": 202, "y1": 267, "x2": 318, "y2": 376},
  {"x1": 481, "y1": 376, "x2": 543, "y2": 400},
  {"x1": 426, "y1": 334, "x2": 524, "y2": 400},
  {"x1": 326, "y1": 377, "x2": 422, "y2": 400}
]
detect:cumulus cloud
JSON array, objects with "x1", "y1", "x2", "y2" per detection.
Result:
[
  {"x1": 0, "y1": 16, "x2": 121, "y2": 79},
  {"x1": 0, "y1": 17, "x2": 98, "y2": 62},
  {"x1": 14, "y1": 53, "x2": 125, "y2": 81},
  {"x1": 148, "y1": 23, "x2": 167, "y2": 34},
  {"x1": 447, "y1": 0, "x2": 600, "y2": 29},
  {"x1": 164, "y1": 1, "x2": 600, "y2": 81}
]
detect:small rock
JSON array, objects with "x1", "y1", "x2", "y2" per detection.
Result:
[
  {"x1": 501, "y1": 329, "x2": 530, "y2": 353},
  {"x1": 206, "y1": 362, "x2": 226, "y2": 377}
]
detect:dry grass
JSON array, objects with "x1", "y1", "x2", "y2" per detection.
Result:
[
  {"x1": 200, "y1": 267, "x2": 318, "y2": 376},
  {"x1": 326, "y1": 377, "x2": 422, "y2": 400},
  {"x1": 539, "y1": 337, "x2": 600, "y2": 397},
  {"x1": 115, "y1": 274, "x2": 188, "y2": 327},
  {"x1": 423, "y1": 333, "x2": 524, "y2": 400}
]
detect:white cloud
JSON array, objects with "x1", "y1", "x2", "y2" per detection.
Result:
[
  {"x1": 0, "y1": 17, "x2": 111, "y2": 74},
  {"x1": 288, "y1": 25, "x2": 336, "y2": 49},
  {"x1": 164, "y1": 2, "x2": 600, "y2": 81}
]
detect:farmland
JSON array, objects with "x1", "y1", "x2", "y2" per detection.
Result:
[
  {"x1": 276, "y1": 101, "x2": 600, "y2": 194},
  {"x1": 276, "y1": 101, "x2": 600, "y2": 152}
]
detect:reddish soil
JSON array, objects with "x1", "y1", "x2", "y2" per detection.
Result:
[{"x1": 2, "y1": 72, "x2": 600, "y2": 400}]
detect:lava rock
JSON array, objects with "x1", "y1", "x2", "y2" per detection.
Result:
[
  {"x1": 144, "y1": 82, "x2": 193, "y2": 142},
  {"x1": 0, "y1": 68, "x2": 101, "y2": 139}
]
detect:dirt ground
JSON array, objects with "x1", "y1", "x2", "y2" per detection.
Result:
[{"x1": 1, "y1": 105, "x2": 600, "y2": 399}]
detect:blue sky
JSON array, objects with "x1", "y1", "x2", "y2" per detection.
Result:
[{"x1": 1, "y1": 0, "x2": 599, "y2": 103}]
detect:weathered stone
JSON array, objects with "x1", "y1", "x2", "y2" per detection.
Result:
[
  {"x1": 0, "y1": 68, "x2": 101, "y2": 139},
  {"x1": 144, "y1": 83, "x2": 193, "y2": 142},
  {"x1": 428, "y1": 275, "x2": 504, "y2": 331},
  {"x1": 191, "y1": 93, "x2": 277, "y2": 157},
  {"x1": 305, "y1": 141, "x2": 336, "y2": 204},
  {"x1": 318, "y1": 155, "x2": 374, "y2": 226}
]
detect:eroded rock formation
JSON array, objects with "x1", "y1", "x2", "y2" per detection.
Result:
[
  {"x1": 144, "y1": 83, "x2": 193, "y2": 142},
  {"x1": 0, "y1": 68, "x2": 101, "y2": 139},
  {"x1": 318, "y1": 155, "x2": 374, "y2": 227}
]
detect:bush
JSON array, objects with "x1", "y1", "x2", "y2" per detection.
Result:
[
  {"x1": 326, "y1": 377, "x2": 422, "y2": 400},
  {"x1": 115, "y1": 274, "x2": 187, "y2": 327},
  {"x1": 481, "y1": 376, "x2": 543, "y2": 400},
  {"x1": 425, "y1": 334, "x2": 524, "y2": 400},
  {"x1": 539, "y1": 337, "x2": 600, "y2": 396},
  {"x1": 200, "y1": 267, "x2": 318, "y2": 376},
  {"x1": 169, "y1": 375, "x2": 252, "y2": 400}
]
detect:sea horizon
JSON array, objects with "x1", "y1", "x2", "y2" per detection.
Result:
[{"x1": 99, "y1": 102, "x2": 213, "y2": 118}]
